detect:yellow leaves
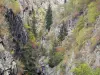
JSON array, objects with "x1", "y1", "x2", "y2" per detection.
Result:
[
  {"x1": 10, "y1": 50, "x2": 14, "y2": 54},
  {"x1": 91, "y1": 37, "x2": 97, "y2": 46},
  {"x1": 9, "y1": 0, "x2": 20, "y2": 14},
  {"x1": 29, "y1": 31, "x2": 36, "y2": 42},
  {"x1": 24, "y1": 24, "x2": 31, "y2": 29},
  {"x1": 0, "y1": 0, "x2": 20, "y2": 14}
]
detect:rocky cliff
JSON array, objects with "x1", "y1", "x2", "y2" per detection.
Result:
[{"x1": 0, "y1": 0, "x2": 100, "y2": 75}]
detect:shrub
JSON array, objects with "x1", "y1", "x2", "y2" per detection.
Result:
[
  {"x1": 73, "y1": 15, "x2": 93, "y2": 50},
  {"x1": 28, "y1": 31, "x2": 36, "y2": 42},
  {"x1": 24, "y1": 23, "x2": 36, "y2": 43},
  {"x1": 65, "y1": 0, "x2": 91, "y2": 14},
  {"x1": 76, "y1": 27, "x2": 93, "y2": 47},
  {"x1": 7, "y1": 0, "x2": 20, "y2": 14},
  {"x1": 21, "y1": 43, "x2": 38, "y2": 75},
  {"x1": 48, "y1": 51, "x2": 64, "y2": 68},
  {"x1": 87, "y1": 2, "x2": 100, "y2": 23},
  {"x1": 73, "y1": 16, "x2": 84, "y2": 36},
  {"x1": 12, "y1": 1, "x2": 20, "y2": 14},
  {"x1": 72, "y1": 63, "x2": 100, "y2": 75},
  {"x1": 0, "y1": 0, "x2": 20, "y2": 14},
  {"x1": 75, "y1": 0, "x2": 92, "y2": 11},
  {"x1": 24, "y1": 24, "x2": 31, "y2": 29},
  {"x1": 72, "y1": 63, "x2": 93, "y2": 75}
]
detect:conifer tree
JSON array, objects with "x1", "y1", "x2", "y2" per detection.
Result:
[
  {"x1": 45, "y1": 4, "x2": 53, "y2": 31},
  {"x1": 58, "y1": 22, "x2": 68, "y2": 41}
]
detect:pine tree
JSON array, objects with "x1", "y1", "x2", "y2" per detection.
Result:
[
  {"x1": 64, "y1": 0, "x2": 67, "y2": 3},
  {"x1": 45, "y1": 4, "x2": 53, "y2": 31},
  {"x1": 58, "y1": 22, "x2": 68, "y2": 41}
]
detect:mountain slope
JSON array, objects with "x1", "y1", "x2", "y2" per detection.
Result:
[{"x1": 0, "y1": 0, "x2": 100, "y2": 75}]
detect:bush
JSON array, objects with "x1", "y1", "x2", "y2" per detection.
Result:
[
  {"x1": 28, "y1": 31, "x2": 36, "y2": 43},
  {"x1": 72, "y1": 63, "x2": 100, "y2": 75},
  {"x1": 76, "y1": 27, "x2": 93, "y2": 47},
  {"x1": 21, "y1": 43, "x2": 38, "y2": 75},
  {"x1": 72, "y1": 63, "x2": 93, "y2": 75},
  {"x1": 73, "y1": 15, "x2": 93, "y2": 51},
  {"x1": 11, "y1": 1, "x2": 20, "y2": 14},
  {"x1": 24, "y1": 24, "x2": 31, "y2": 29},
  {"x1": 0, "y1": 0, "x2": 20, "y2": 14},
  {"x1": 5, "y1": 0, "x2": 20, "y2": 14},
  {"x1": 87, "y1": 2, "x2": 100, "y2": 23},
  {"x1": 65, "y1": 0, "x2": 91, "y2": 14},
  {"x1": 73, "y1": 16, "x2": 84, "y2": 36},
  {"x1": 48, "y1": 51, "x2": 64, "y2": 68}
]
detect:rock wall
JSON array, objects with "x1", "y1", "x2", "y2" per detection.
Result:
[{"x1": 0, "y1": 0, "x2": 100, "y2": 75}]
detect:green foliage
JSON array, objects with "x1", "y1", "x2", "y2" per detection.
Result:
[
  {"x1": 91, "y1": 37, "x2": 97, "y2": 47},
  {"x1": 73, "y1": 15, "x2": 93, "y2": 51},
  {"x1": 24, "y1": 24, "x2": 31, "y2": 29},
  {"x1": 74, "y1": 0, "x2": 91, "y2": 11},
  {"x1": 21, "y1": 43, "x2": 38, "y2": 75},
  {"x1": 72, "y1": 63, "x2": 93, "y2": 75},
  {"x1": 72, "y1": 63, "x2": 100, "y2": 75},
  {"x1": 48, "y1": 51, "x2": 64, "y2": 68},
  {"x1": 32, "y1": 11, "x2": 37, "y2": 37},
  {"x1": 28, "y1": 31, "x2": 36, "y2": 42},
  {"x1": 58, "y1": 23, "x2": 68, "y2": 41},
  {"x1": 87, "y1": 2, "x2": 100, "y2": 23},
  {"x1": 10, "y1": 0, "x2": 20, "y2": 14},
  {"x1": 45, "y1": 4, "x2": 53, "y2": 31},
  {"x1": 95, "y1": 68, "x2": 100, "y2": 75},
  {"x1": 63, "y1": 0, "x2": 91, "y2": 15},
  {"x1": 76, "y1": 27, "x2": 93, "y2": 46},
  {"x1": 0, "y1": 0, "x2": 20, "y2": 14},
  {"x1": 73, "y1": 16, "x2": 84, "y2": 36},
  {"x1": 24, "y1": 11, "x2": 37, "y2": 38},
  {"x1": 24, "y1": 23, "x2": 36, "y2": 42}
]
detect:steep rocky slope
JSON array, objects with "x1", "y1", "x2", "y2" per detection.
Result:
[{"x1": 0, "y1": 0, "x2": 100, "y2": 75}]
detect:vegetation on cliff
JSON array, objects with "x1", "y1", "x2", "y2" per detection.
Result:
[
  {"x1": 0, "y1": 0, "x2": 100, "y2": 75},
  {"x1": 45, "y1": 4, "x2": 53, "y2": 31}
]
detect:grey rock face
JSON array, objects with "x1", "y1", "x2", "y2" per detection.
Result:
[
  {"x1": 6, "y1": 9, "x2": 28, "y2": 45},
  {"x1": 0, "y1": 39, "x2": 17, "y2": 75}
]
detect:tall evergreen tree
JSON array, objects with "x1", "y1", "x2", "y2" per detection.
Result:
[
  {"x1": 64, "y1": 0, "x2": 67, "y2": 3},
  {"x1": 58, "y1": 22, "x2": 68, "y2": 41},
  {"x1": 45, "y1": 4, "x2": 53, "y2": 31}
]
